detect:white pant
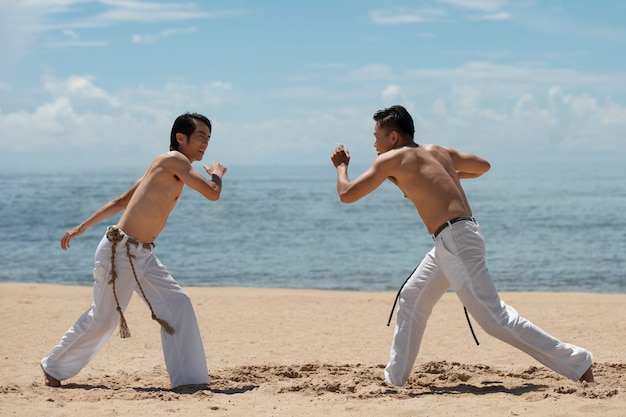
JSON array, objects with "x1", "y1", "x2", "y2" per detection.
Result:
[
  {"x1": 384, "y1": 219, "x2": 592, "y2": 386},
  {"x1": 41, "y1": 230, "x2": 209, "y2": 388}
]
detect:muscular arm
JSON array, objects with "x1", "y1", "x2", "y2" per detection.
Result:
[
  {"x1": 332, "y1": 145, "x2": 389, "y2": 203},
  {"x1": 444, "y1": 147, "x2": 491, "y2": 179},
  {"x1": 60, "y1": 177, "x2": 142, "y2": 250},
  {"x1": 164, "y1": 154, "x2": 227, "y2": 201}
]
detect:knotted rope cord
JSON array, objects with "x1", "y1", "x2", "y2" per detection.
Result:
[
  {"x1": 386, "y1": 264, "x2": 479, "y2": 346},
  {"x1": 107, "y1": 227, "x2": 132, "y2": 338},
  {"x1": 123, "y1": 240, "x2": 175, "y2": 335},
  {"x1": 106, "y1": 226, "x2": 175, "y2": 338}
]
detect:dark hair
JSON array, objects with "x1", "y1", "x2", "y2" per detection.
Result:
[
  {"x1": 169, "y1": 112, "x2": 212, "y2": 151},
  {"x1": 372, "y1": 105, "x2": 415, "y2": 140}
]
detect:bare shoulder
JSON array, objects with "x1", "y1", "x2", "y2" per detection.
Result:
[
  {"x1": 421, "y1": 143, "x2": 452, "y2": 155},
  {"x1": 151, "y1": 151, "x2": 191, "y2": 172},
  {"x1": 140, "y1": 151, "x2": 190, "y2": 182},
  {"x1": 154, "y1": 150, "x2": 189, "y2": 166},
  {"x1": 394, "y1": 144, "x2": 446, "y2": 165},
  {"x1": 427, "y1": 145, "x2": 490, "y2": 177},
  {"x1": 421, "y1": 144, "x2": 469, "y2": 163},
  {"x1": 429, "y1": 144, "x2": 480, "y2": 159},
  {"x1": 372, "y1": 147, "x2": 413, "y2": 174}
]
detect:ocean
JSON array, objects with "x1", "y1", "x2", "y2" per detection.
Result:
[{"x1": 1, "y1": 162, "x2": 624, "y2": 294}]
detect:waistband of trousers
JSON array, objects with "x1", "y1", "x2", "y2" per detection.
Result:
[
  {"x1": 431, "y1": 216, "x2": 476, "y2": 240},
  {"x1": 106, "y1": 225, "x2": 154, "y2": 251}
]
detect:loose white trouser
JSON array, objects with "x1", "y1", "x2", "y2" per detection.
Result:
[
  {"x1": 41, "y1": 230, "x2": 209, "y2": 388},
  {"x1": 384, "y1": 219, "x2": 592, "y2": 386}
]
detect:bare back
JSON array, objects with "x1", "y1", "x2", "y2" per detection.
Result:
[{"x1": 117, "y1": 152, "x2": 186, "y2": 242}]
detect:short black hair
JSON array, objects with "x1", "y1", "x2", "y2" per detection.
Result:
[
  {"x1": 170, "y1": 112, "x2": 212, "y2": 151},
  {"x1": 372, "y1": 105, "x2": 414, "y2": 140}
]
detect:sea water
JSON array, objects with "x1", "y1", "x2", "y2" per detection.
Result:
[{"x1": 1, "y1": 162, "x2": 624, "y2": 293}]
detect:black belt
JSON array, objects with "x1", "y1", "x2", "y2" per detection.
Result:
[{"x1": 431, "y1": 216, "x2": 475, "y2": 240}]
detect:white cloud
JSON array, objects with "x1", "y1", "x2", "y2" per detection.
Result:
[
  {"x1": 1, "y1": 60, "x2": 625, "y2": 172},
  {"x1": 97, "y1": 1, "x2": 204, "y2": 23},
  {"x1": 2, "y1": 96, "x2": 109, "y2": 152},
  {"x1": 0, "y1": 1, "x2": 247, "y2": 51},
  {"x1": 371, "y1": 2, "x2": 512, "y2": 25},
  {"x1": 408, "y1": 61, "x2": 621, "y2": 88},
  {"x1": 436, "y1": 0, "x2": 508, "y2": 12},
  {"x1": 45, "y1": 40, "x2": 109, "y2": 47},
  {"x1": 0, "y1": 2, "x2": 43, "y2": 77},
  {"x1": 211, "y1": 81, "x2": 232, "y2": 90},
  {"x1": 382, "y1": 85, "x2": 401, "y2": 102},
  {"x1": 132, "y1": 27, "x2": 198, "y2": 44},
  {"x1": 61, "y1": 28, "x2": 80, "y2": 39},
  {"x1": 475, "y1": 12, "x2": 511, "y2": 20},
  {"x1": 7, "y1": 1, "x2": 87, "y2": 11},
  {"x1": 370, "y1": 8, "x2": 446, "y2": 25},
  {"x1": 44, "y1": 75, "x2": 120, "y2": 107},
  {"x1": 547, "y1": 90, "x2": 626, "y2": 150},
  {"x1": 422, "y1": 84, "x2": 626, "y2": 153},
  {"x1": 0, "y1": 75, "x2": 233, "y2": 167}
]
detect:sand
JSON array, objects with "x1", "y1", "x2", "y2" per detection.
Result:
[{"x1": 1, "y1": 283, "x2": 624, "y2": 416}]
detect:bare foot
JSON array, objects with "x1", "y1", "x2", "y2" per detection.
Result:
[
  {"x1": 579, "y1": 365, "x2": 594, "y2": 383},
  {"x1": 41, "y1": 365, "x2": 61, "y2": 387},
  {"x1": 173, "y1": 383, "x2": 210, "y2": 392}
]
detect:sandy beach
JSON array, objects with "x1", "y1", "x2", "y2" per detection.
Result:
[{"x1": 1, "y1": 283, "x2": 624, "y2": 416}]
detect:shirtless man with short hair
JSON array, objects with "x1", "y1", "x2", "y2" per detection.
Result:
[
  {"x1": 331, "y1": 104, "x2": 594, "y2": 385},
  {"x1": 42, "y1": 112, "x2": 227, "y2": 389}
]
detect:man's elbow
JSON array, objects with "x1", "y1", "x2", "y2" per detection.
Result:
[
  {"x1": 473, "y1": 160, "x2": 491, "y2": 177},
  {"x1": 338, "y1": 192, "x2": 357, "y2": 204},
  {"x1": 112, "y1": 195, "x2": 130, "y2": 209},
  {"x1": 205, "y1": 189, "x2": 221, "y2": 201}
]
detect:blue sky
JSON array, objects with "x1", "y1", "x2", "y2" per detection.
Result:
[{"x1": 1, "y1": 0, "x2": 625, "y2": 172}]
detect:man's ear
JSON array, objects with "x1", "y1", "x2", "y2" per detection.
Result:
[
  {"x1": 390, "y1": 130, "x2": 400, "y2": 145},
  {"x1": 176, "y1": 132, "x2": 187, "y2": 146}
]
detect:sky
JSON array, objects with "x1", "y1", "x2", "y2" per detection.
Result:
[{"x1": 1, "y1": 0, "x2": 625, "y2": 173}]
